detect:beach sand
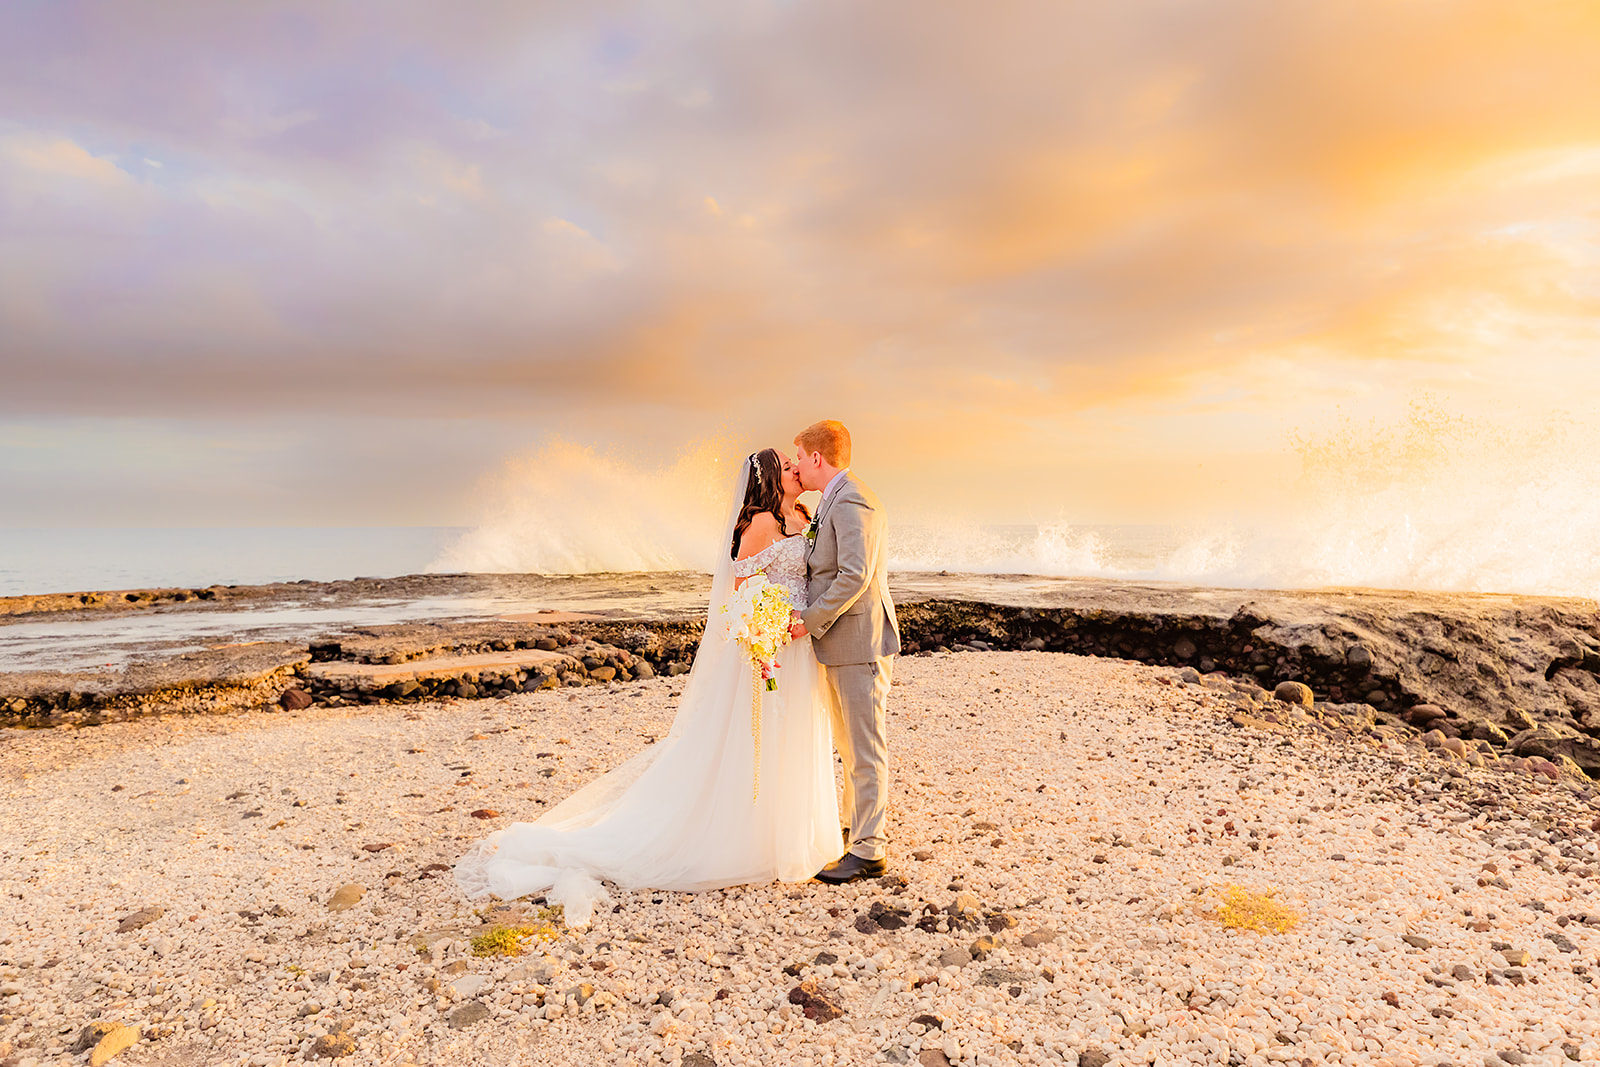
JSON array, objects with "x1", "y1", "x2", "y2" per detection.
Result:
[{"x1": 2, "y1": 651, "x2": 1598, "y2": 1067}]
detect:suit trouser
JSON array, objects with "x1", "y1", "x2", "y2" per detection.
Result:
[{"x1": 823, "y1": 656, "x2": 894, "y2": 861}]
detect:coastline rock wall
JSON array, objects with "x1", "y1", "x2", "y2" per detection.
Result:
[
  {"x1": 4, "y1": 586, "x2": 1598, "y2": 778},
  {"x1": 895, "y1": 597, "x2": 1600, "y2": 774}
]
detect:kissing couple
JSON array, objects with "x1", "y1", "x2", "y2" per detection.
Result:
[{"x1": 456, "y1": 420, "x2": 901, "y2": 925}]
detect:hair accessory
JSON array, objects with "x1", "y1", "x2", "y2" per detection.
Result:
[{"x1": 748, "y1": 453, "x2": 763, "y2": 487}]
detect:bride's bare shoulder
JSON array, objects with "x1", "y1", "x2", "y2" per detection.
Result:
[{"x1": 736, "y1": 513, "x2": 781, "y2": 561}]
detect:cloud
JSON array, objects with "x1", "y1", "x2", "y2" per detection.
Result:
[{"x1": 2, "y1": 1, "x2": 1599, "y2": 525}]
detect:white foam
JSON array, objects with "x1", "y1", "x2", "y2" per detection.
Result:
[
  {"x1": 436, "y1": 411, "x2": 1600, "y2": 598},
  {"x1": 430, "y1": 438, "x2": 738, "y2": 575}
]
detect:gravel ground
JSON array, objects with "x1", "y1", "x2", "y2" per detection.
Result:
[{"x1": 3, "y1": 651, "x2": 1599, "y2": 1067}]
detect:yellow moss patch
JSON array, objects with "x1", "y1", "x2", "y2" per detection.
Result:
[
  {"x1": 1215, "y1": 885, "x2": 1301, "y2": 934},
  {"x1": 469, "y1": 907, "x2": 565, "y2": 957}
]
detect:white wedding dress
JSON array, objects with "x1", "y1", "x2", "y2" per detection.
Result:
[{"x1": 454, "y1": 461, "x2": 839, "y2": 926}]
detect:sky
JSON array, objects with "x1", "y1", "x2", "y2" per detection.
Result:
[{"x1": 3, "y1": 0, "x2": 1599, "y2": 531}]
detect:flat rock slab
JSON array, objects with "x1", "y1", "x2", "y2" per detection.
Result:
[
  {"x1": 314, "y1": 621, "x2": 587, "y2": 665},
  {"x1": 305, "y1": 648, "x2": 575, "y2": 689},
  {"x1": 0, "y1": 643, "x2": 309, "y2": 703},
  {"x1": 497, "y1": 612, "x2": 605, "y2": 624}
]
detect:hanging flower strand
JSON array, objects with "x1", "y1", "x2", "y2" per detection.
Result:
[{"x1": 719, "y1": 575, "x2": 795, "y2": 800}]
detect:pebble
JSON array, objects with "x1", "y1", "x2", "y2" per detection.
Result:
[{"x1": 325, "y1": 883, "x2": 364, "y2": 911}]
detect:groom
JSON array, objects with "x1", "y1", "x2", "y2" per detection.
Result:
[{"x1": 789, "y1": 420, "x2": 900, "y2": 884}]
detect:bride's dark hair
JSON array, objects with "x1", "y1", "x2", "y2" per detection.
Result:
[{"x1": 731, "y1": 448, "x2": 786, "y2": 559}]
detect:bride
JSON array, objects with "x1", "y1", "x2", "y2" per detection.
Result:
[{"x1": 454, "y1": 448, "x2": 840, "y2": 925}]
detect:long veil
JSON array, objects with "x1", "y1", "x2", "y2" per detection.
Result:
[{"x1": 454, "y1": 457, "x2": 756, "y2": 923}]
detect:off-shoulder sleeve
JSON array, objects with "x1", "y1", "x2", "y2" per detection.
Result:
[{"x1": 731, "y1": 542, "x2": 775, "y2": 579}]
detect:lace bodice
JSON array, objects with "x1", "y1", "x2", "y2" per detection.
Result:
[{"x1": 731, "y1": 535, "x2": 808, "y2": 604}]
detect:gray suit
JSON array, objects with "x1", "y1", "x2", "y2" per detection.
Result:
[{"x1": 801, "y1": 472, "x2": 899, "y2": 861}]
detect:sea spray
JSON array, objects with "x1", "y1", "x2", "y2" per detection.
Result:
[
  {"x1": 431, "y1": 406, "x2": 1600, "y2": 598},
  {"x1": 430, "y1": 437, "x2": 741, "y2": 575}
]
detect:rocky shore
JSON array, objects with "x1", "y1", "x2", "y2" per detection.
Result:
[
  {"x1": 3, "y1": 651, "x2": 1598, "y2": 1067},
  {"x1": 5, "y1": 580, "x2": 1598, "y2": 784}
]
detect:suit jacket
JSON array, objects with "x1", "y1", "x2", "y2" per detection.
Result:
[{"x1": 800, "y1": 472, "x2": 901, "y2": 666}]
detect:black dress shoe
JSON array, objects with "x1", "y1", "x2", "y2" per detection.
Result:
[{"x1": 814, "y1": 852, "x2": 887, "y2": 884}]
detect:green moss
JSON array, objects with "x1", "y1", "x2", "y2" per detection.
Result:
[{"x1": 469, "y1": 907, "x2": 565, "y2": 957}]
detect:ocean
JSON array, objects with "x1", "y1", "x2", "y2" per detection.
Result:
[{"x1": 2, "y1": 518, "x2": 1596, "y2": 674}]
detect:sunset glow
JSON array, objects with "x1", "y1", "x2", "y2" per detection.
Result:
[{"x1": 3, "y1": 2, "x2": 1598, "y2": 550}]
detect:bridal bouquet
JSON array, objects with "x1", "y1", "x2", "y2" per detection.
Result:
[
  {"x1": 721, "y1": 574, "x2": 795, "y2": 691},
  {"x1": 720, "y1": 575, "x2": 794, "y2": 800}
]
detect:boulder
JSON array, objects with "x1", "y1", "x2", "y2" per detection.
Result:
[
  {"x1": 1407, "y1": 704, "x2": 1447, "y2": 727},
  {"x1": 1511, "y1": 727, "x2": 1600, "y2": 774},
  {"x1": 1273, "y1": 681, "x2": 1313, "y2": 707},
  {"x1": 278, "y1": 688, "x2": 314, "y2": 710}
]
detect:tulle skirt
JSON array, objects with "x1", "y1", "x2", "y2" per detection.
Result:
[{"x1": 454, "y1": 633, "x2": 839, "y2": 926}]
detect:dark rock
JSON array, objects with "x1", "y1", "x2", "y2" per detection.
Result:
[
  {"x1": 969, "y1": 935, "x2": 997, "y2": 960},
  {"x1": 682, "y1": 1054, "x2": 717, "y2": 1067},
  {"x1": 787, "y1": 980, "x2": 844, "y2": 1021},
  {"x1": 1020, "y1": 927, "x2": 1057, "y2": 948},
  {"x1": 1402, "y1": 934, "x2": 1432, "y2": 949},
  {"x1": 1173, "y1": 637, "x2": 1197, "y2": 660},
  {"x1": 279, "y1": 688, "x2": 314, "y2": 711},
  {"x1": 1346, "y1": 644, "x2": 1373, "y2": 670},
  {"x1": 1078, "y1": 1050, "x2": 1111, "y2": 1067},
  {"x1": 590, "y1": 666, "x2": 617, "y2": 683},
  {"x1": 1546, "y1": 932, "x2": 1578, "y2": 953}
]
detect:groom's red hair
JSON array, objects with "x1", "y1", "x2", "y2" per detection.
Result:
[{"x1": 795, "y1": 420, "x2": 851, "y2": 467}]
